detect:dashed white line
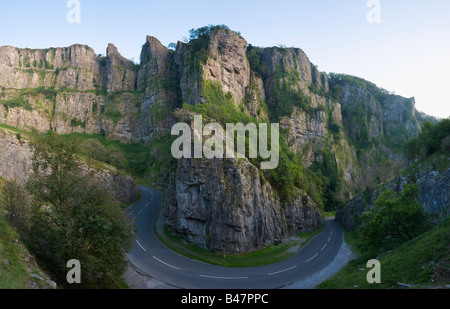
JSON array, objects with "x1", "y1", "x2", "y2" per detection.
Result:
[
  {"x1": 321, "y1": 243, "x2": 328, "y2": 251},
  {"x1": 199, "y1": 274, "x2": 248, "y2": 280},
  {"x1": 136, "y1": 240, "x2": 147, "y2": 252},
  {"x1": 306, "y1": 253, "x2": 319, "y2": 263},
  {"x1": 153, "y1": 256, "x2": 180, "y2": 270},
  {"x1": 327, "y1": 235, "x2": 332, "y2": 243},
  {"x1": 268, "y1": 265, "x2": 297, "y2": 276},
  {"x1": 137, "y1": 202, "x2": 150, "y2": 215}
]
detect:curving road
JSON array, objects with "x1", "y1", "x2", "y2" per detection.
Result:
[{"x1": 125, "y1": 186, "x2": 345, "y2": 289}]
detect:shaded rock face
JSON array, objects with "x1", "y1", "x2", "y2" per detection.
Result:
[
  {"x1": 336, "y1": 163, "x2": 450, "y2": 230},
  {"x1": 0, "y1": 130, "x2": 138, "y2": 204},
  {"x1": 165, "y1": 157, "x2": 324, "y2": 253},
  {"x1": 340, "y1": 84, "x2": 420, "y2": 145}
]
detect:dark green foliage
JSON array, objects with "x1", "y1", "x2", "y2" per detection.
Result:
[
  {"x1": 0, "y1": 181, "x2": 31, "y2": 234},
  {"x1": 0, "y1": 97, "x2": 33, "y2": 112},
  {"x1": 247, "y1": 45, "x2": 267, "y2": 79},
  {"x1": 62, "y1": 133, "x2": 150, "y2": 179},
  {"x1": 403, "y1": 118, "x2": 450, "y2": 160},
  {"x1": 104, "y1": 108, "x2": 123, "y2": 124},
  {"x1": 25, "y1": 132, "x2": 134, "y2": 288},
  {"x1": 98, "y1": 56, "x2": 107, "y2": 67},
  {"x1": 70, "y1": 117, "x2": 85, "y2": 128},
  {"x1": 359, "y1": 185, "x2": 430, "y2": 254},
  {"x1": 188, "y1": 24, "x2": 231, "y2": 41},
  {"x1": 441, "y1": 135, "x2": 450, "y2": 153},
  {"x1": 310, "y1": 149, "x2": 342, "y2": 211},
  {"x1": 270, "y1": 67, "x2": 311, "y2": 121}
]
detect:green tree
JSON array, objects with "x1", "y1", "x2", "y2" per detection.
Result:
[
  {"x1": 26, "y1": 132, "x2": 133, "y2": 288},
  {"x1": 360, "y1": 185, "x2": 428, "y2": 254},
  {"x1": 0, "y1": 181, "x2": 31, "y2": 234},
  {"x1": 79, "y1": 138, "x2": 108, "y2": 162}
]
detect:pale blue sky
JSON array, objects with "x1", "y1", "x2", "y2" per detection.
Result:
[{"x1": 1, "y1": 0, "x2": 449, "y2": 118}]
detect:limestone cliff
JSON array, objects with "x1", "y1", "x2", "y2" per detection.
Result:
[
  {"x1": 0, "y1": 26, "x2": 436, "y2": 254},
  {"x1": 165, "y1": 157, "x2": 323, "y2": 253},
  {"x1": 0, "y1": 128, "x2": 138, "y2": 203}
]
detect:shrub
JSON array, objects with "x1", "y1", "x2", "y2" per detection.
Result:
[{"x1": 441, "y1": 135, "x2": 450, "y2": 153}]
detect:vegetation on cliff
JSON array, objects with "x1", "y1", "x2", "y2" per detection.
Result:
[{"x1": 0, "y1": 132, "x2": 134, "y2": 288}]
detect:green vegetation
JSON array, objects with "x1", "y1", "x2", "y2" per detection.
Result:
[
  {"x1": 270, "y1": 62, "x2": 312, "y2": 121},
  {"x1": 403, "y1": 118, "x2": 450, "y2": 160},
  {"x1": 359, "y1": 185, "x2": 430, "y2": 255},
  {"x1": 246, "y1": 45, "x2": 267, "y2": 79},
  {"x1": 185, "y1": 25, "x2": 237, "y2": 71},
  {"x1": 318, "y1": 216, "x2": 449, "y2": 289},
  {"x1": 0, "y1": 97, "x2": 33, "y2": 113},
  {"x1": 104, "y1": 107, "x2": 123, "y2": 124},
  {"x1": 12, "y1": 132, "x2": 134, "y2": 288},
  {"x1": 70, "y1": 117, "x2": 86, "y2": 128},
  {"x1": 146, "y1": 132, "x2": 176, "y2": 184},
  {"x1": 0, "y1": 185, "x2": 51, "y2": 289},
  {"x1": 182, "y1": 80, "x2": 325, "y2": 209},
  {"x1": 60, "y1": 133, "x2": 150, "y2": 182}
]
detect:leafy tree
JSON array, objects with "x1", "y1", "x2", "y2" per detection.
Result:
[
  {"x1": 403, "y1": 118, "x2": 450, "y2": 160},
  {"x1": 441, "y1": 135, "x2": 450, "y2": 153},
  {"x1": 0, "y1": 181, "x2": 31, "y2": 234},
  {"x1": 26, "y1": 132, "x2": 133, "y2": 288},
  {"x1": 359, "y1": 185, "x2": 428, "y2": 254},
  {"x1": 79, "y1": 138, "x2": 107, "y2": 162}
]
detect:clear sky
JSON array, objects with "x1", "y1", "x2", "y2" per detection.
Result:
[{"x1": 0, "y1": 0, "x2": 449, "y2": 118}]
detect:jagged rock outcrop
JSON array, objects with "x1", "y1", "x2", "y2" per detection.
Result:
[
  {"x1": 204, "y1": 29, "x2": 250, "y2": 104},
  {"x1": 165, "y1": 157, "x2": 323, "y2": 253},
  {"x1": 0, "y1": 128, "x2": 138, "y2": 203}
]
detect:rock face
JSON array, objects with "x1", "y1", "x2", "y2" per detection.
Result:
[
  {"x1": 165, "y1": 157, "x2": 323, "y2": 253},
  {"x1": 0, "y1": 27, "x2": 435, "y2": 253},
  {"x1": 204, "y1": 29, "x2": 250, "y2": 104},
  {"x1": 0, "y1": 130, "x2": 33, "y2": 184},
  {"x1": 336, "y1": 155, "x2": 450, "y2": 230},
  {"x1": 0, "y1": 128, "x2": 138, "y2": 203}
]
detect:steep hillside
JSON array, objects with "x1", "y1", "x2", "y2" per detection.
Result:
[
  {"x1": 337, "y1": 117, "x2": 450, "y2": 230},
  {"x1": 319, "y1": 215, "x2": 449, "y2": 289},
  {"x1": 0, "y1": 177, "x2": 56, "y2": 289}
]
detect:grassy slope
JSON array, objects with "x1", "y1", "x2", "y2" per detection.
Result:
[
  {"x1": 320, "y1": 151, "x2": 450, "y2": 289},
  {"x1": 318, "y1": 216, "x2": 449, "y2": 289},
  {"x1": 0, "y1": 178, "x2": 53, "y2": 289}
]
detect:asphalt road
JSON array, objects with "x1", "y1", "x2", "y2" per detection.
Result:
[{"x1": 125, "y1": 186, "x2": 344, "y2": 289}]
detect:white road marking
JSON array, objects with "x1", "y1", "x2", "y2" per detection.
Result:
[
  {"x1": 327, "y1": 235, "x2": 332, "y2": 243},
  {"x1": 306, "y1": 253, "x2": 318, "y2": 263},
  {"x1": 321, "y1": 243, "x2": 328, "y2": 251},
  {"x1": 136, "y1": 240, "x2": 147, "y2": 252},
  {"x1": 331, "y1": 230, "x2": 333, "y2": 236},
  {"x1": 268, "y1": 265, "x2": 297, "y2": 276},
  {"x1": 199, "y1": 274, "x2": 248, "y2": 280},
  {"x1": 153, "y1": 256, "x2": 180, "y2": 270},
  {"x1": 137, "y1": 202, "x2": 150, "y2": 215}
]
